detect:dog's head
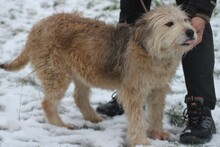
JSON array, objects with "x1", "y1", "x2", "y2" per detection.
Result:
[{"x1": 133, "y1": 5, "x2": 197, "y2": 59}]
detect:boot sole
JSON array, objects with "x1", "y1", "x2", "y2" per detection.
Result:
[{"x1": 180, "y1": 135, "x2": 212, "y2": 144}]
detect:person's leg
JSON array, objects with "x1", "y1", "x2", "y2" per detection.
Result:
[
  {"x1": 182, "y1": 22, "x2": 216, "y2": 109},
  {"x1": 180, "y1": 22, "x2": 216, "y2": 144},
  {"x1": 119, "y1": 0, "x2": 151, "y2": 24},
  {"x1": 96, "y1": 0, "x2": 151, "y2": 117}
]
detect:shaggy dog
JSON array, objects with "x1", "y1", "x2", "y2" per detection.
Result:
[{"x1": 0, "y1": 5, "x2": 197, "y2": 146}]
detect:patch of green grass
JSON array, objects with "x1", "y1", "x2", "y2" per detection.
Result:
[{"x1": 166, "y1": 102, "x2": 186, "y2": 127}]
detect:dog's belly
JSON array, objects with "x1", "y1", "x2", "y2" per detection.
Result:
[{"x1": 71, "y1": 63, "x2": 121, "y2": 90}]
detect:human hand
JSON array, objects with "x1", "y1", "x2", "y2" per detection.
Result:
[{"x1": 190, "y1": 17, "x2": 206, "y2": 45}]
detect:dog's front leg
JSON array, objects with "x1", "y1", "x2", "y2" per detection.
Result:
[
  {"x1": 118, "y1": 86, "x2": 149, "y2": 147},
  {"x1": 146, "y1": 85, "x2": 170, "y2": 140}
]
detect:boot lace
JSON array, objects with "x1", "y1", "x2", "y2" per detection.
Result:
[{"x1": 183, "y1": 100, "x2": 204, "y2": 126}]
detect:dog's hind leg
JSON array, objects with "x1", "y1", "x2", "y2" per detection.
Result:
[
  {"x1": 40, "y1": 73, "x2": 73, "y2": 129},
  {"x1": 146, "y1": 85, "x2": 170, "y2": 140},
  {"x1": 73, "y1": 79, "x2": 102, "y2": 123}
]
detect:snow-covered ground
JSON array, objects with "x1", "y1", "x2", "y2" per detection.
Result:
[{"x1": 0, "y1": 0, "x2": 219, "y2": 147}]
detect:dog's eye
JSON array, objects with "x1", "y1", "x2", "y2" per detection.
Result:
[
  {"x1": 184, "y1": 18, "x2": 190, "y2": 22},
  {"x1": 165, "y1": 22, "x2": 174, "y2": 27}
]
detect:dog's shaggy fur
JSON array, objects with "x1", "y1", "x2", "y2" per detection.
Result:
[{"x1": 0, "y1": 5, "x2": 197, "y2": 146}]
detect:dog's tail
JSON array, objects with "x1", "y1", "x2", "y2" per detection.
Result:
[{"x1": 0, "y1": 47, "x2": 29, "y2": 71}]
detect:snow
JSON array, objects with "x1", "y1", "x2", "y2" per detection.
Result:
[{"x1": 0, "y1": 0, "x2": 219, "y2": 147}]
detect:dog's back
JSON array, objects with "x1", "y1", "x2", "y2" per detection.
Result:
[{"x1": 2, "y1": 12, "x2": 130, "y2": 89}]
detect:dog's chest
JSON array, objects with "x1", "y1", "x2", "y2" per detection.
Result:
[{"x1": 144, "y1": 60, "x2": 178, "y2": 88}]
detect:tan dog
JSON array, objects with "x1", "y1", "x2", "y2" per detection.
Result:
[{"x1": 0, "y1": 5, "x2": 197, "y2": 146}]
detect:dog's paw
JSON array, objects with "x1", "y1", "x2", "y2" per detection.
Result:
[
  {"x1": 89, "y1": 116, "x2": 102, "y2": 123},
  {"x1": 63, "y1": 124, "x2": 76, "y2": 130},
  {"x1": 84, "y1": 114, "x2": 102, "y2": 123},
  {"x1": 129, "y1": 138, "x2": 150, "y2": 147},
  {"x1": 128, "y1": 133, "x2": 150, "y2": 147},
  {"x1": 149, "y1": 130, "x2": 169, "y2": 140}
]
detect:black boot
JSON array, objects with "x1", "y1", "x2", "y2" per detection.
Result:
[
  {"x1": 180, "y1": 96, "x2": 216, "y2": 144},
  {"x1": 96, "y1": 92, "x2": 124, "y2": 117}
]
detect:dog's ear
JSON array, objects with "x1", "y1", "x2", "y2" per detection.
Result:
[{"x1": 132, "y1": 16, "x2": 151, "y2": 47}]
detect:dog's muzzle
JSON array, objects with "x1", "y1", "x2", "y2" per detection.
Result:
[{"x1": 181, "y1": 29, "x2": 196, "y2": 46}]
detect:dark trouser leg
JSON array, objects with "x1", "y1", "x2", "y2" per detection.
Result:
[
  {"x1": 180, "y1": 23, "x2": 216, "y2": 144},
  {"x1": 119, "y1": 0, "x2": 151, "y2": 24},
  {"x1": 182, "y1": 23, "x2": 216, "y2": 109}
]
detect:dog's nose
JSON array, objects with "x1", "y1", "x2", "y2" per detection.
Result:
[{"x1": 185, "y1": 29, "x2": 194, "y2": 38}]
